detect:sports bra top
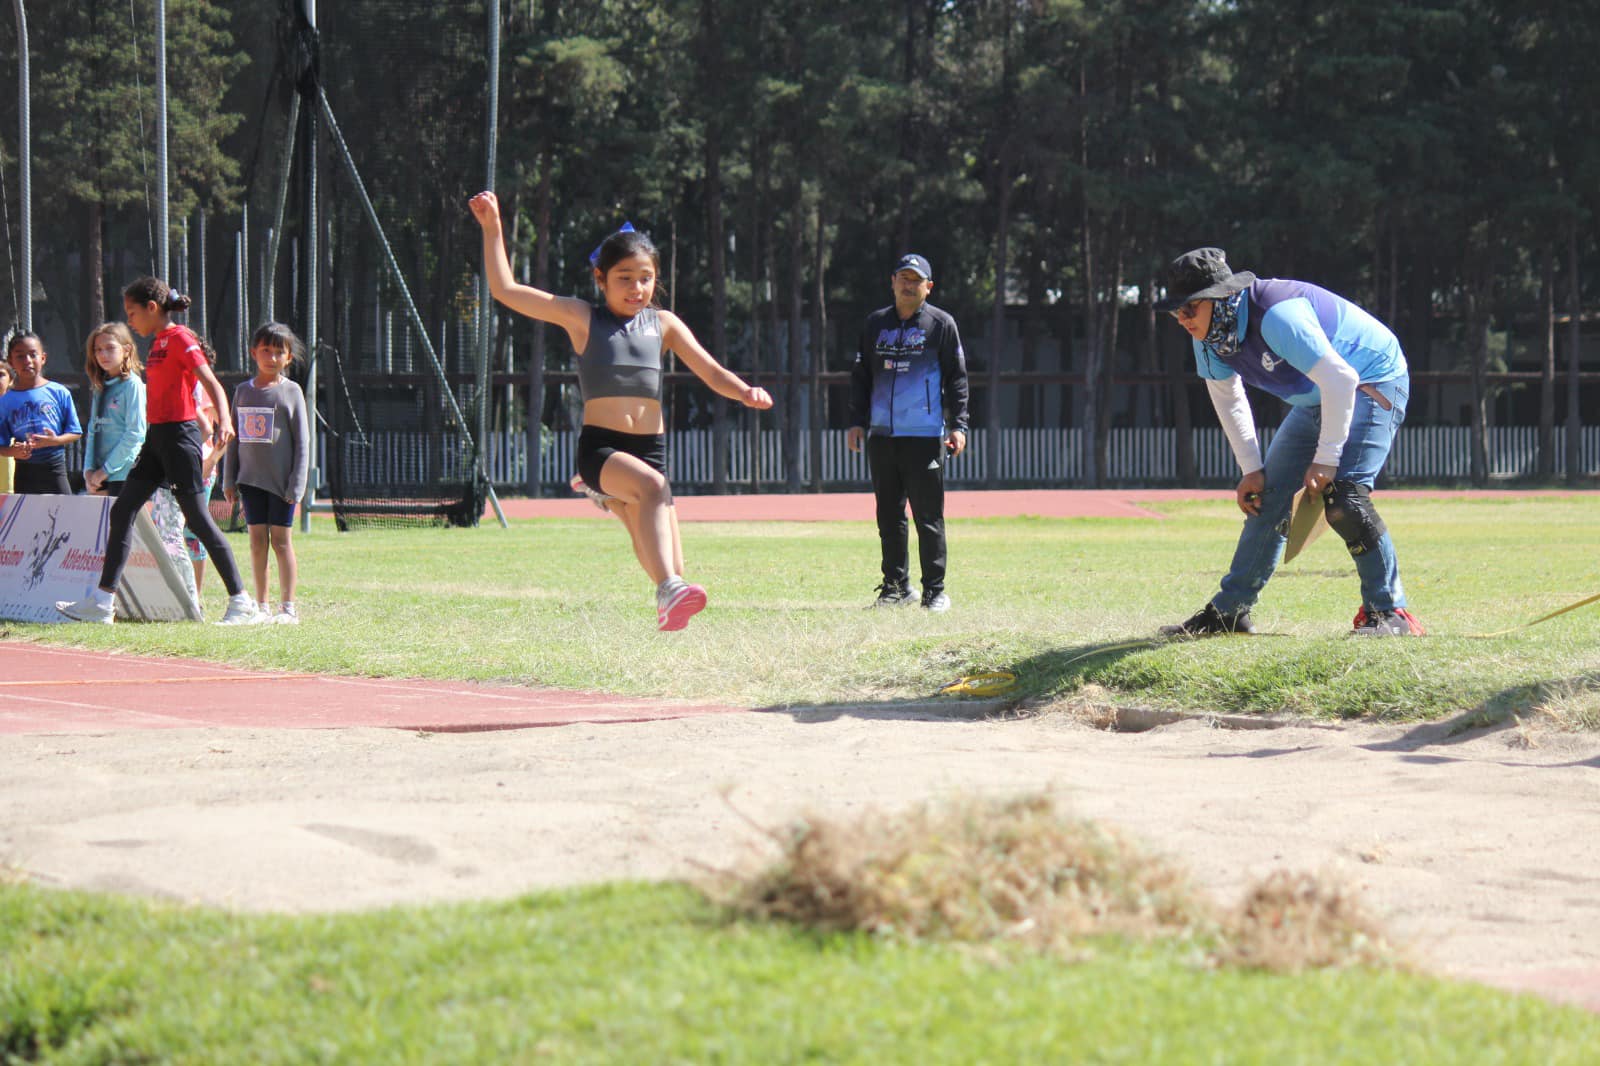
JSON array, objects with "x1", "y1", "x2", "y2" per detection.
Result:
[{"x1": 576, "y1": 304, "x2": 663, "y2": 401}]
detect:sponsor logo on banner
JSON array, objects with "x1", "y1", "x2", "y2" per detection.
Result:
[{"x1": 0, "y1": 494, "x2": 202, "y2": 623}]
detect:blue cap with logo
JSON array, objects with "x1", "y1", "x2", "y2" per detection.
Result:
[{"x1": 895, "y1": 253, "x2": 932, "y2": 280}]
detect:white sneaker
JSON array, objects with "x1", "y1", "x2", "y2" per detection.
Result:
[
  {"x1": 274, "y1": 606, "x2": 300, "y2": 625},
  {"x1": 218, "y1": 595, "x2": 260, "y2": 626},
  {"x1": 55, "y1": 597, "x2": 115, "y2": 624}
]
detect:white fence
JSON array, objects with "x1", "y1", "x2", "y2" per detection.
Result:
[{"x1": 321, "y1": 425, "x2": 1600, "y2": 491}]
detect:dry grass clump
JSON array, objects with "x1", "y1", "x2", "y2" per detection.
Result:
[
  {"x1": 722, "y1": 793, "x2": 1208, "y2": 950},
  {"x1": 715, "y1": 793, "x2": 1402, "y2": 973},
  {"x1": 1215, "y1": 869, "x2": 1399, "y2": 973},
  {"x1": 1527, "y1": 679, "x2": 1600, "y2": 733}
]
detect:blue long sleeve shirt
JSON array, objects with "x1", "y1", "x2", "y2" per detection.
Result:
[{"x1": 84, "y1": 375, "x2": 148, "y2": 480}]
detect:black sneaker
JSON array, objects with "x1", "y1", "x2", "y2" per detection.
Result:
[
  {"x1": 1159, "y1": 603, "x2": 1256, "y2": 637},
  {"x1": 921, "y1": 589, "x2": 951, "y2": 612},
  {"x1": 1350, "y1": 606, "x2": 1426, "y2": 637},
  {"x1": 868, "y1": 583, "x2": 917, "y2": 609}
]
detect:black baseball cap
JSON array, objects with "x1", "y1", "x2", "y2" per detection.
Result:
[{"x1": 895, "y1": 253, "x2": 932, "y2": 280}]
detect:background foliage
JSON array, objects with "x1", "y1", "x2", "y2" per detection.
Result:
[{"x1": 0, "y1": 0, "x2": 1595, "y2": 485}]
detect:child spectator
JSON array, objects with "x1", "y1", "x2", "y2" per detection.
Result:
[
  {"x1": 0, "y1": 331, "x2": 83, "y2": 494},
  {"x1": 82, "y1": 323, "x2": 147, "y2": 497},
  {"x1": 223, "y1": 323, "x2": 310, "y2": 624},
  {"x1": 0, "y1": 364, "x2": 13, "y2": 493},
  {"x1": 150, "y1": 339, "x2": 224, "y2": 596}
]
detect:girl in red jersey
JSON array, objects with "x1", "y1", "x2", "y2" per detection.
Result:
[{"x1": 55, "y1": 277, "x2": 258, "y2": 625}]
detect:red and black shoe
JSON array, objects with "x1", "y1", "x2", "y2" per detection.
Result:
[{"x1": 1351, "y1": 606, "x2": 1426, "y2": 636}]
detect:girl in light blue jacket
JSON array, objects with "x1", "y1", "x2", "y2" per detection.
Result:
[{"x1": 82, "y1": 322, "x2": 147, "y2": 496}]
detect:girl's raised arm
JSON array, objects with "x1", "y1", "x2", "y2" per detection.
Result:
[
  {"x1": 469, "y1": 192, "x2": 590, "y2": 342},
  {"x1": 660, "y1": 311, "x2": 773, "y2": 410}
]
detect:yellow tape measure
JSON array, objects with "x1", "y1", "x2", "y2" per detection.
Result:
[{"x1": 938, "y1": 670, "x2": 1018, "y2": 697}]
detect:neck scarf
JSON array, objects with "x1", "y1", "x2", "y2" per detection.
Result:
[{"x1": 1203, "y1": 291, "x2": 1245, "y2": 358}]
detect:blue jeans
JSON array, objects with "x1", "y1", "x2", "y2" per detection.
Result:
[{"x1": 1212, "y1": 374, "x2": 1409, "y2": 615}]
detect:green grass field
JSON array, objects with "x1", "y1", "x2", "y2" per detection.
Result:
[
  {"x1": 12, "y1": 494, "x2": 1600, "y2": 720},
  {"x1": 6, "y1": 494, "x2": 1600, "y2": 1062},
  {"x1": 5, "y1": 880, "x2": 1599, "y2": 1065}
]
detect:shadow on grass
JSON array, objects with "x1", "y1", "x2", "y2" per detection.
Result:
[{"x1": 765, "y1": 639, "x2": 1161, "y2": 725}]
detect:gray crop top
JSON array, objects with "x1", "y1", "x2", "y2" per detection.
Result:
[{"x1": 576, "y1": 304, "x2": 664, "y2": 401}]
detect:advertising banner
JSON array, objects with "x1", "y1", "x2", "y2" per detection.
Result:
[{"x1": 0, "y1": 494, "x2": 203, "y2": 623}]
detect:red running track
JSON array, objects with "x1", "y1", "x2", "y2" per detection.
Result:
[{"x1": 0, "y1": 643, "x2": 742, "y2": 735}]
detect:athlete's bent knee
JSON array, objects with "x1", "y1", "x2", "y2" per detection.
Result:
[{"x1": 1322, "y1": 480, "x2": 1387, "y2": 557}]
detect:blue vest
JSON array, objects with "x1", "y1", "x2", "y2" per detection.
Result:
[{"x1": 1193, "y1": 279, "x2": 1405, "y2": 407}]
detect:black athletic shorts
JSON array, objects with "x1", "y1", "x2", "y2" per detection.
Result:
[
  {"x1": 577, "y1": 425, "x2": 667, "y2": 495},
  {"x1": 239, "y1": 483, "x2": 298, "y2": 527},
  {"x1": 127, "y1": 421, "x2": 210, "y2": 495},
  {"x1": 13, "y1": 452, "x2": 71, "y2": 495}
]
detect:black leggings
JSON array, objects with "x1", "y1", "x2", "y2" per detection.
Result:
[{"x1": 98, "y1": 478, "x2": 244, "y2": 596}]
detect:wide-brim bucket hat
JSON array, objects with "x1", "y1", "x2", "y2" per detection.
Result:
[{"x1": 1154, "y1": 247, "x2": 1256, "y2": 311}]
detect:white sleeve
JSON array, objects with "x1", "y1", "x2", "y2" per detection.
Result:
[
  {"x1": 1205, "y1": 376, "x2": 1263, "y2": 474},
  {"x1": 1303, "y1": 348, "x2": 1359, "y2": 467}
]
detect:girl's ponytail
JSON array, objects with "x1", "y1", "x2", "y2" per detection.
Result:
[{"x1": 123, "y1": 275, "x2": 189, "y2": 313}]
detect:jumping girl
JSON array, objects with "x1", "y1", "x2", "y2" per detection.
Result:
[
  {"x1": 468, "y1": 191, "x2": 773, "y2": 631},
  {"x1": 223, "y1": 322, "x2": 311, "y2": 624},
  {"x1": 82, "y1": 323, "x2": 147, "y2": 497},
  {"x1": 55, "y1": 277, "x2": 257, "y2": 625},
  {"x1": 0, "y1": 331, "x2": 83, "y2": 495}
]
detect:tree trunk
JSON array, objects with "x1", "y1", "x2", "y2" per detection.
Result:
[
  {"x1": 986, "y1": 168, "x2": 1010, "y2": 488},
  {"x1": 1467, "y1": 285, "x2": 1490, "y2": 486},
  {"x1": 1566, "y1": 228, "x2": 1583, "y2": 486},
  {"x1": 809, "y1": 205, "x2": 826, "y2": 492},
  {"x1": 895, "y1": 0, "x2": 917, "y2": 252},
  {"x1": 88, "y1": 200, "x2": 105, "y2": 333},
  {"x1": 702, "y1": 73, "x2": 730, "y2": 492},
  {"x1": 1095, "y1": 215, "x2": 1124, "y2": 482},
  {"x1": 1163, "y1": 306, "x2": 1197, "y2": 485},
  {"x1": 525, "y1": 149, "x2": 552, "y2": 496},
  {"x1": 1538, "y1": 245, "x2": 1556, "y2": 478},
  {"x1": 762, "y1": 148, "x2": 783, "y2": 492},
  {"x1": 1079, "y1": 224, "x2": 1101, "y2": 486},
  {"x1": 1016, "y1": 252, "x2": 1044, "y2": 429},
  {"x1": 785, "y1": 187, "x2": 806, "y2": 492}
]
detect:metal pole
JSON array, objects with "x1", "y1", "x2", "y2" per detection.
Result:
[
  {"x1": 235, "y1": 231, "x2": 245, "y2": 371},
  {"x1": 195, "y1": 208, "x2": 207, "y2": 338},
  {"x1": 240, "y1": 201, "x2": 250, "y2": 353},
  {"x1": 478, "y1": 0, "x2": 500, "y2": 507},
  {"x1": 155, "y1": 0, "x2": 168, "y2": 280},
  {"x1": 300, "y1": 0, "x2": 318, "y2": 532},
  {"x1": 13, "y1": 0, "x2": 31, "y2": 330}
]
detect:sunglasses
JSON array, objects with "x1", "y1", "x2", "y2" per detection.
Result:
[{"x1": 1169, "y1": 300, "x2": 1206, "y2": 321}]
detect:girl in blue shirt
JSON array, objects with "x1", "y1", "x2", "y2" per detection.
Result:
[
  {"x1": 82, "y1": 323, "x2": 147, "y2": 497},
  {"x1": 0, "y1": 332, "x2": 82, "y2": 495}
]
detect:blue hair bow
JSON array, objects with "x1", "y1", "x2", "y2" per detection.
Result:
[{"x1": 588, "y1": 221, "x2": 637, "y2": 267}]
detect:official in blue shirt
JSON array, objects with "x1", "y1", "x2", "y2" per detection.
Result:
[
  {"x1": 1154, "y1": 247, "x2": 1423, "y2": 637},
  {"x1": 847, "y1": 253, "x2": 970, "y2": 611}
]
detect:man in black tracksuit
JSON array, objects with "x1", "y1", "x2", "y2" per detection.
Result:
[{"x1": 847, "y1": 253, "x2": 970, "y2": 611}]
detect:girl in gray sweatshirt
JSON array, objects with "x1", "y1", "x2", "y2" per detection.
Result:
[{"x1": 223, "y1": 323, "x2": 311, "y2": 624}]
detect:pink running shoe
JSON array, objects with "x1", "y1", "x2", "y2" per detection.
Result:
[
  {"x1": 569, "y1": 473, "x2": 611, "y2": 512},
  {"x1": 657, "y1": 583, "x2": 707, "y2": 631}
]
